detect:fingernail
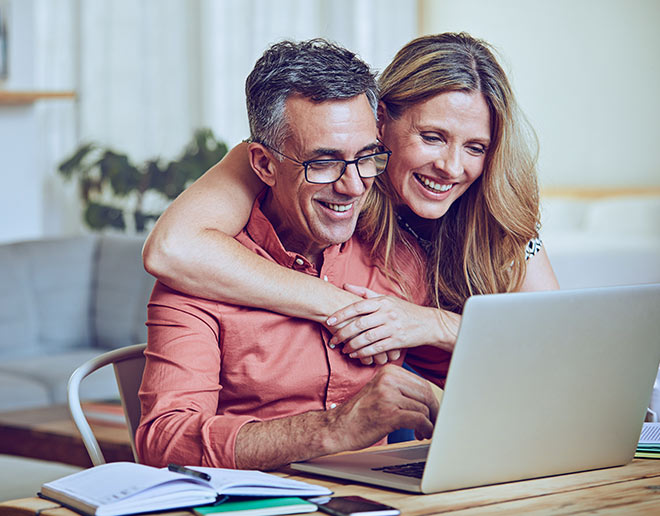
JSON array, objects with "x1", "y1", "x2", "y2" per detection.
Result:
[
  {"x1": 326, "y1": 317, "x2": 336, "y2": 326},
  {"x1": 349, "y1": 353, "x2": 356, "y2": 358}
]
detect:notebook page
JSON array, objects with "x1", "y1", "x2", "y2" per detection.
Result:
[
  {"x1": 189, "y1": 467, "x2": 331, "y2": 496},
  {"x1": 43, "y1": 462, "x2": 201, "y2": 505}
]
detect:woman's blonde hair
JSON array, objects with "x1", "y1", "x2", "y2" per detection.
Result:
[{"x1": 358, "y1": 32, "x2": 540, "y2": 312}]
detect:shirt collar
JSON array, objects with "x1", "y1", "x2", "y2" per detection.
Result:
[{"x1": 244, "y1": 190, "x2": 349, "y2": 274}]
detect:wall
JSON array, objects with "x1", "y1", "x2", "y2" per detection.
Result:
[
  {"x1": 0, "y1": 0, "x2": 79, "y2": 244},
  {"x1": 0, "y1": 1, "x2": 42, "y2": 243},
  {"x1": 420, "y1": 0, "x2": 660, "y2": 189}
]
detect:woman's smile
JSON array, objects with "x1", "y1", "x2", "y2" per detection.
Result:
[{"x1": 413, "y1": 172, "x2": 454, "y2": 193}]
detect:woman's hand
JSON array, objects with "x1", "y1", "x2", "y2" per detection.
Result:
[{"x1": 326, "y1": 284, "x2": 460, "y2": 365}]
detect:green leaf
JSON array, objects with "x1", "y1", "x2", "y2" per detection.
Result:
[
  {"x1": 58, "y1": 143, "x2": 96, "y2": 179},
  {"x1": 161, "y1": 161, "x2": 189, "y2": 199},
  {"x1": 84, "y1": 202, "x2": 125, "y2": 231},
  {"x1": 145, "y1": 159, "x2": 167, "y2": 193},
  {"x1": 98, "y1": 151, "x2": 142, "y2": 196},
  {"x1": 134, "y1": 211, "x2": 160, "y2": 232}
]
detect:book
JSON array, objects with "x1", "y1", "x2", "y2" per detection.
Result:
[
  {"x1": 40, "y1": 462, "x2": 331, "y2": 516},
  {"x1": 82, "y1": 400, "x2": 127, "y2": 427},
  {"x1": 635, "y1": 422, "x2": 660, "y2": 459},
  {"x1": 194, "y1": 496, "x2": 317, "y2": 515}
]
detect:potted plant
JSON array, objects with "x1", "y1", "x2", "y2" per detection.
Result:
[{"x1": 58, "y1": 128, "x2": 228, "y2": 232}]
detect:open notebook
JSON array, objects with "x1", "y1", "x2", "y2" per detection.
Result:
[
  {"x1": 291, "y1": 284, "x2": 660, "y2": 493},
  {"x1": 40, "y1": 462, "x2": 330, "y2": 516}
]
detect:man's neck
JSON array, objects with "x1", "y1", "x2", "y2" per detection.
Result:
[{"x1": 262, "y1": 191, "x2": 326, "y2": 270}]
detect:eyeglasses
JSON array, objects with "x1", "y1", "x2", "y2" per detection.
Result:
[{"x1": 262, "y1": 142, "x2": 391, "y2": 184}]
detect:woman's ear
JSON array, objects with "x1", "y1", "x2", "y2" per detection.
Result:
[
  {"x1": 377, "y1": 101, "x2": 388, "y2": 140},
  {"x1": 247, "y1": 143, "x2": 277, "y2": 187}
]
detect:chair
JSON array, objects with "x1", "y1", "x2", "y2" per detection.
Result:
[{"x1": 67, "y1": 343, "x2": 147, "y2": 466}]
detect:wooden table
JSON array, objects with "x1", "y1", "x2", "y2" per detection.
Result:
[
  {"x1": 2, "y1": 455, "x2": 660, "y2": 514},
  {"x1": 0, "y1": 404, "x2": 133, "y2": 467}
]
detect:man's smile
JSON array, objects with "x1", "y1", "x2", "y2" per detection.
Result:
[{"x1": 319, "y1": 201, "x2": 354, "y2": 213}]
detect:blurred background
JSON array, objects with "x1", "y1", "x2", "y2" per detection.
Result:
[{"x1": 0, "y1": 0, "x2": 658, "y2": 244}]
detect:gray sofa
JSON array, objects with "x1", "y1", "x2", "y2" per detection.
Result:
[{"x1": 0, "y1": 235, "x2": 154, "y2": 411}]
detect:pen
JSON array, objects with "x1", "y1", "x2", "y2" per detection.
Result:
[{"x1": 168, "y1": 463, "x2": 212, "y2": 481}]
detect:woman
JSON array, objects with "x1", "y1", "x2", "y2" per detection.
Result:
[{"x1": 143, "y1": 32, "x2": 558, "y2": 371}]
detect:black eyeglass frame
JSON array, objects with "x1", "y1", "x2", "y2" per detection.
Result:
[{"x1": 260, "y1": 141, "x2": 391, "y2": 184}]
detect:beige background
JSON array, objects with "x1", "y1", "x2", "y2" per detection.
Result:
[{"x1": 420, "y1": 0, "x2": 660, "y2": 189}]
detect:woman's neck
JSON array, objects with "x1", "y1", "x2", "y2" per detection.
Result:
[{"x1": 397, "y1": 206, "x2": 437, "y2": 242}]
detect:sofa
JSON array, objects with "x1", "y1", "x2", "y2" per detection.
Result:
[
  {"x1": 0, "y1": 235, "x2": 154, "y2": 411},
  {"x1": 539, "y1": 193, "x2": 660, "y2": 289}
]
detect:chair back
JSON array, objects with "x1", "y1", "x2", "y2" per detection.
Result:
[
  {"x1": 67, "y1": 343, "x2": 147, "y2": 465},
  {"x1": 113, "y1": 348, "x2": 146, "y2": 462}
]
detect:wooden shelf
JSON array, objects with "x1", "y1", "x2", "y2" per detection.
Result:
[
  {"x1": 541, "y1": 186, "x2": 660, "y2": 199},
  {"x1": 0, "y1": 90, "x2": 76, "y2": 105}
]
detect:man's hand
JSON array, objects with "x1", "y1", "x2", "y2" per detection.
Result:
[
  {"x1": 234, "y1": 364, "x2": 440, "y2": 470},
  {"x1": 325, "y1": 364, "x2": 440, "y2": 451}
]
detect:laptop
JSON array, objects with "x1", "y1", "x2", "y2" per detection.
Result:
[{"x1": 291, "y1": 284, "x2": 660, "y2": 493}]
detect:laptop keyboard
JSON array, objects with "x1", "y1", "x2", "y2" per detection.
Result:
[{"x1": 372, "y1": 461, "x2": 426, "y2": 478}]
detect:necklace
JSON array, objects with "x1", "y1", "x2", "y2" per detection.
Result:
[{"x1": 396, "y1": 212, "x2": 433, "y2": 254}]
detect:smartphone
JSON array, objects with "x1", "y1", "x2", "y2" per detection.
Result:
[{"x1": 315, "y1": 495, "x2": 400, "y2": 516}]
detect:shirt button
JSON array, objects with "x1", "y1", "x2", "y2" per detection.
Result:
[
  {"x1": 323, "y1": 275, "x2": 328, "y2": 281},
  {"x1": 329, "y1": 403, "x2": 337, "y2": 409},
  {"x1": 294, "y1": 257, "x2": 304, "y2": 266}
]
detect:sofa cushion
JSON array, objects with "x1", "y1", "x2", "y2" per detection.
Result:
[
  {"x1": 0, "y1": 246, "x2": 39, "y2": 358},
  {"x1": 584, "y1": 196, "x2": 660, "y2": 237},
  {"x1": 540, "y1": 197, "x2": 589, "y2": 235},
  {"x1": 548, "y1": 241, "x2": 660, "y2": 289},
  {"x1": 0, "y1": 371, "x2": 50, "y2": 410},
  {"x1": 12, "y1": 236, "x2": 97, "y2": 353},
  {"x1": 540, "y1": 194, "x2": 660, "y2": 289},
  {"x1": 94, "y1": 235, "x2": 152, "y2": 350},
  {"x1": 0, "y1": 350, "x2": 120, "y2": 404}
]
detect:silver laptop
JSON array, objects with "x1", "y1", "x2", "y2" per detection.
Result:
[{"x1": 291, "y1": 284, "x2": 660, "y2": 493}]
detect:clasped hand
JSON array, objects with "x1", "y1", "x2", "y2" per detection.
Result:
[{"x1": 326, "y1": 284, "x2": 459, "y2": 365}]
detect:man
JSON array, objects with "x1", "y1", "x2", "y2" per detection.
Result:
[{"x1": 136, "y1": 39, "x2": 440, "y2": 471}]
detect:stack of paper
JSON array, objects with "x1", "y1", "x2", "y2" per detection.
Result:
[{"x1": 636, "y1": 422, "x2": 660, "y2": 458}]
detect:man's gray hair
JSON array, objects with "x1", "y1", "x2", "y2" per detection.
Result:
[{"x1": 246, "y1": 39, "x2": 378, "y2": 150}]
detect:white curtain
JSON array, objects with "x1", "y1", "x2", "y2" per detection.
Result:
[
  {"x1": 30, "y1": 0, "x2": 418, "y2": 237},
  {"x1": 77, "y1": 0, "x2": 201, "y2": 162},
  {"x1": 33, "y1": 0, "x2": 80, "y2": 236},
  {"x1": 198, "y1": 0, "x2": 418, "y2": 145},
  {"x1": 73, "y1": 0, "x2": 418, "y2": 156}
]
